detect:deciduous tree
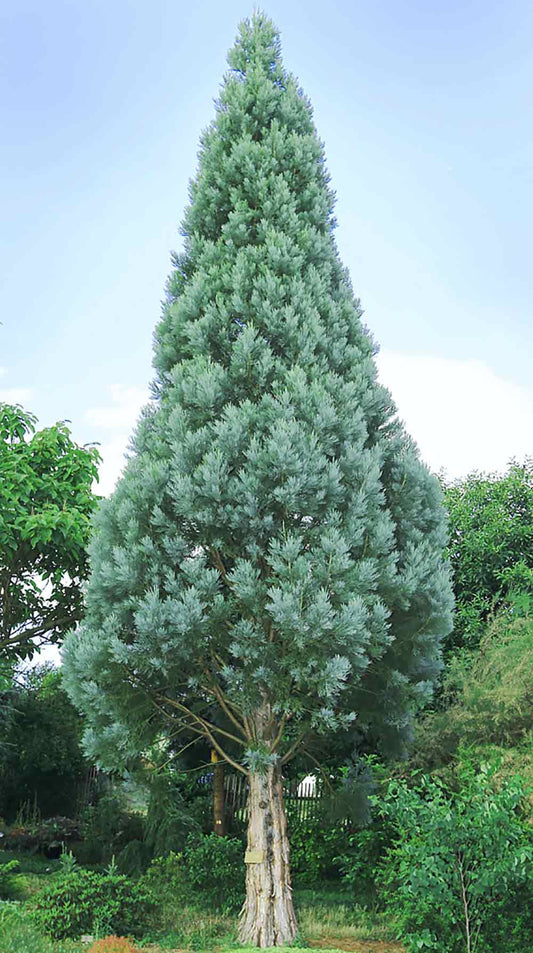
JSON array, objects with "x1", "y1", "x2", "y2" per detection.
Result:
[
  {"x1": 0, "y1": 403, "x2": 100, "y2": 663},
  {"x1": 443, "y1": 460, "x2": 533, "y2": 652}
]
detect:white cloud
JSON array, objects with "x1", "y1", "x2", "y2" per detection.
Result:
[
  {"x1": 85, "y1": 384, "x2": 150, "y2": 496},
  {"x1": 95, "y1": 435, "x2": 134, "y2": 497},
  {"x1": 85, "y1": 355, "x2": 533, "y2": 495},
  {"x1": 0, "y1": 387, "x2": 34, "y2": 405},
  {"x1": 85, "y1": 384, "x2": 149, "y2": 429},
  {"x1": 376, "y1": 350, "x2": 533, "y2": 478}
]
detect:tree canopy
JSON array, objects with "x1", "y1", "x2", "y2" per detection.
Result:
[
  {"x1": 63, "y1": 13, "x2": 453, "y2": 946},
  {"x1": 0, "y1": 403, "x2": 100, "y2": 663},
  {"x1": 444, "y1": 460, "x2": 533, "y2": 652},
  {"x1": 0, "y1": 665, "x2": 88, "y2": 821}
]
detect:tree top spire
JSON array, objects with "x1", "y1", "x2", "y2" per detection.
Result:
[{"x1": 227, "y1": 11, "x2": 283, "y2": 79}]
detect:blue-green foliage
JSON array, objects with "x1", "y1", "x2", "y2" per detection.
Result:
[{"x1": 63, "y1": 14, "x2": 453, "y2": 774}]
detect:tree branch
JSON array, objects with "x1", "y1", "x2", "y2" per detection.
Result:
[
  {"x1": 302, "y1": 748, "x2": 335, "y2": 794},
  {"x1": 156, "y1": 693, "x2": 246, "y2": 748},
  {"x1": 204, "y1": 674, "x2": 252, "y2": 741},
  {"x1": 280, "y1": 730, "x2": 307, "y2": 765}
]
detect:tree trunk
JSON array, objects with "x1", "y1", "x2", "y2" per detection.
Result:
[
  {"x1": 238, "y1": 760, "x2": 298, "y2": 947},
  {"x1": 212, "y1": 750, "x2": 226, "y2": 835}
]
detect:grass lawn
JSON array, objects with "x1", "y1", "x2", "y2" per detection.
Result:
[{"x1": 0, "y1": 852, "x2": 404, "y2": 953}]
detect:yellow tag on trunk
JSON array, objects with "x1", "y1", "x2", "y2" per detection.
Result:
[{"x1": 245, "y1": 849, "x2": 265, "y2": 864}]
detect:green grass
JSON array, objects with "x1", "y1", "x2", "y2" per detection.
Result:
[
  {"x1": 0, "y1": 904, "x2": 83, "y2": 953},
  {"x1": 0, "y1": 850, "x2": 63, "y2": 903},
  {"x1": 1, "y1": 851, "x2": 401, "y2": 952},
  {"x1": 0, "y1": 851, "x2": 61, "y2": 875},
  {"x1": 295, "y1": 886, "x2": 397, "y2": 943}
]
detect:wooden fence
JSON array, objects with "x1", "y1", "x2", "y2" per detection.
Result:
[{"x1": 224, "y1": 772, "x2": 325, "y2": 823}]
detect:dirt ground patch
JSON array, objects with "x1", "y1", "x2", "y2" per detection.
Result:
[{"x1": 309, "y1": 939, "x2": 404, "y2": 952}]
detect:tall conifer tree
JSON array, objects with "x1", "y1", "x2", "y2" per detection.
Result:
[{"x1": 63, "y1": 14, "x2": 453, "y2": 946}]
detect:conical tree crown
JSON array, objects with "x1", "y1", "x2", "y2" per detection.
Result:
[
  {"x1": 63, "y1": 14, "x2": 453, "y2": 768},
  {"x1": 154, "y1": 12, "x2": 371, "y2": 389}
]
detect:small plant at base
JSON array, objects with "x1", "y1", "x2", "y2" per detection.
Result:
[
  {"x1": 59, "y1": 845, "x2": 78, "y2": 875},
  {"x1": 88, "y1": 937, "x2": 137, "y2": 953},
  {"x1": 0, "y1": 860, "x2": 20, "y2": 899}
]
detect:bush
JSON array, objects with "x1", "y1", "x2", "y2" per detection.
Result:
[
  {"x1": 443, "y1": 461, "x2": 533, "y2": 653},
  {"x1": 0, "y1": 667, "x2": 88, "y2": 823},
  {"x1": 0, "y1": 861, "x2": 20, "y2": 900},
  {"x1": 142, "y1": 851, "x2": 186, "y2": 904},
  {"x1": 143, "y1": 772, "x2": 201, "y2": 857},
  {"x1": 80, "y1": 796, "x2": 144, "y2": 866},
  {"x1": 88, "y1": 938, "x2": 137, "y2": 953},
  {"x1": 378, "y1": 766, "x2": 533, "y2": 953},
  {"x1": 183, "y1": 832, "x2": 244, "y2": 912},
  {"x1": 335, "y1": 818, "x2": 395, "y2": 906},
  {"x1": 143, "y1": 834, "x2": 244, "y2": 913},
  {"x1": 32, "y1": 870, "x2": 154, "y2": 939},
  {"x1": 116, "y1": 840, "x2": 148, "y2": 878},
  {"x1": 287, "y1": 814, "x2": 346, "y2": 884}
]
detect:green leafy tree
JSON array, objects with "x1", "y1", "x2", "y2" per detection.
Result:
[
  {"x1": 414, "y1": 609, "x2": 533, "y2": 801},
  {"x1": 63, "y1": 14, "x2": 453, "y2": 946},
  {"x1": 379, "y1": 767, "x2": 533, "y2": 953},
  {"x1": 0, "y1": 666, "x2": 88, "y2": 821},
  {"x1": 0, "y1": 403, "x2": 100, "y2": 663},
  {"x1": 444, "y1": 460, "x2": 533, "y2": 652}
]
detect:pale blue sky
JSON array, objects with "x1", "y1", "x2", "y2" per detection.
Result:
[{"x1": 2, "y1": 0, "x2": 532, "y2": 490}]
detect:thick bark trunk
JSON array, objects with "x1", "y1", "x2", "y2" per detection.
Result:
[
  {"x1": 212, "y1": 750, "x2": 226, "y2": 836},
  {"x1": 238, "y1": 760, "x2": 298, "y2": 947}
]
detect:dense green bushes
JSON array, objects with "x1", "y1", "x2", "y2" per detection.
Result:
[
  {"x1": 0, "y1": 668, "x2": 87, "y2": 823},
  {"x1": 377, "y1": 767, "x2": 533, "y2": 953},
  {"x1": 444, "y1": 461, "x2": 533, "y2": 652},
  {"x1": 287, "y1": 816, "x2": 346, "y2": 885},
  {"x1": 0, "y1": 860, "x2": 19, "y2": 900},
  {"x1": 143, "y1": 833, "x2": 245, "y2": 914},
  {"x1": 78, "y1": 795, "x2": 144, "y2": 867},
  {"x1": 32, "y1": 870, "x2": 154, "y2": 939},
  {"x1": 414, "y1": 609, "x2": 533, "y2": 806}
]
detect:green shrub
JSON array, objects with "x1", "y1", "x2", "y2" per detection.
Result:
[
  {"x1": 116, "y1": 839, "x2": 149, "y2": 878},
  {"x1": 32, "y1": 870, "x2": 154, "y2": 939},
  {"x1": 142, "y1": 851, "x2": 186, "y2": 904},
  {"x1": 143, "y1": 834, "x2": 244, "y2": 913},
  {"x1": 0, "y1": 667, "x2": 88, "y2": 823},
  {"x1": 378, "y1": 766, "x2": 533, "y2": 953},
  {"x1": 183, "y1": 833, "x2": 244, "y2": 913},
  {"x1": 0, "y1": 860, "x2": 20, "y2": 899},
  {"x1": 334, "y1": 818, "x2": 394, "y2": 905},
  {"x1": 287, "y1": 814, "x2": 346, "y2": 884},
  {"x1": 80, "y1": 796, "x2": 144, "y2": 866},
  {"x1": 144, "y1": 772, "x2": 201, "y2": 858},
  {"x1": 443, "y1": 461, "x2": 533, "y2": 653}
]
